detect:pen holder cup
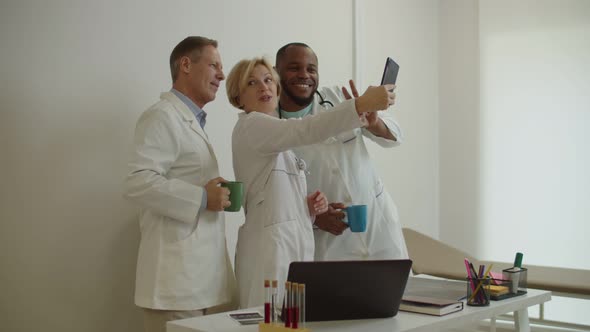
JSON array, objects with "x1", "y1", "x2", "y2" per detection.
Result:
[
  {"x1": 502, "y1": 267, "x2": 528, "y2": 294},
  {"x1": 466, "y1": 277, "x2": 491, "y2": 306}
]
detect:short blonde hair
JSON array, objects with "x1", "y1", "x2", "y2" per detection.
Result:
[{"x1": 226, "y1": 57, "x2": 281, "y2": 109}]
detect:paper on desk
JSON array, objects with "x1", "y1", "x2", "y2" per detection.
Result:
[{"x1": 404, "y1": 276, "x2": 467, "y2": 301}]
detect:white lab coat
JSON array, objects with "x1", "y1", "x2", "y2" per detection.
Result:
[
  {"x1": 232, "y1": 99, "x2": 362, "y2": 308},
  {"x1": 124, "y1": 92, "x2": 234, "y2": 310},
  {"x1": 291, "y1": 86, "x2": 409, "y2": 261}
]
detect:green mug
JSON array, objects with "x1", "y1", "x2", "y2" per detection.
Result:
[{"x1": 220, "y1": 181, "x2": 243, "y2": 212}]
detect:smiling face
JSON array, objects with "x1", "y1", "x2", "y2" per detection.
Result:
[
  {"x1": 276, "y1": 45, "x2": 319, "y2": 110},
  {"x1": 238, "y1": 64, "x2": 278, "y2": 115},
  {"x1": 186, "y1": 45, "x2": 225, "y2": 108}
]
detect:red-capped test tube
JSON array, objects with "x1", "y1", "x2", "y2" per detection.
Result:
[
  {"x1": 271, "y1": 280, "x2": 278, "y2": 323},
  {"x1": 264, "y1": 280, "x2": 271, "y2": 323},
  {"x1": 291, "y1": 282, "x2": 298, "y2": 329},
  {"x1": 284, "y1": 281, "x2": 291, "y2": 327}
]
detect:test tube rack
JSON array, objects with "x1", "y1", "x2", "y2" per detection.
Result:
[{"x1": 258, "y1": 322, "x2": 310, "y2": 332}]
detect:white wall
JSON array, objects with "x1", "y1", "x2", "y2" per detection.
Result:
[
  {"x1": 477, "y1": 0, "x2": 590, "y2": 323},
  {"x1": 439, "y1": 0, "x2": 590, "y2": 271},
  {"x1": 439, "y1": 0, "x2": 482, "y2": 257},
  {"x1": 438, "y1": 1, "x2": 590, "y2": 324},
  {"x1": 0, "y1": 1, "x2": 352, "y2": 331},
  {"x1": 478, "y1": 0, "x2": 590, "y2": 269},
  {"x1": 361, "y1": 0, "x2": 440, "y2": 237},
  {"x1": 1, "y1": 1, "x2": 441, "y2": 332}
]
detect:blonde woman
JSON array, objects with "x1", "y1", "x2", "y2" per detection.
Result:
[{"x1": 226, "y1": 57, "x2": 395, "y2": 308}]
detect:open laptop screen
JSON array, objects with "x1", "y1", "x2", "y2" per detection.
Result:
[{"x1": 286, "y1": 259, "x2": 412, "y2": 321}]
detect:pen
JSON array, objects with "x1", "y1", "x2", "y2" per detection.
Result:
[
  {"x1": 469, "y1": 262, "x2": 479, "y2": 280},
  {"x1": 464, "y1": 258, "x2": 476, "y2": 291},
  {"x1": 468, "y1": 264, "x2": 494, "y2": 303},
  {"x1": 475, "y1": 264, "x2": 484, "y2": 302},
  {"x1": 514, "y1": 252, "x2": 523, "y2": 268}
]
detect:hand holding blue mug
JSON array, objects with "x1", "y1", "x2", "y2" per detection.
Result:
[{"x1": 343, "y1": 205, "x2": 367, "y2": 232}]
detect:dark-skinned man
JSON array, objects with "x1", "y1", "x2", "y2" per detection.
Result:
[{"x1": 275, "y1": 42, "x2": 409, "y2": 261}]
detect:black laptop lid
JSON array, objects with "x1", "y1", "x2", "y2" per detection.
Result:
[{"x1": 286, "y1": 259, "x2": 412, "y2": 321}]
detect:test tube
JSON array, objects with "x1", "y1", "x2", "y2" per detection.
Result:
[
  {"x1": 264, "y1": 279, "x2": 271, "y2": 323},
  {"x1": 291, "y1": 282, "x2": 298, "y2": 329},
  {"x1": 298, "y1": 283, "x2": 306, "y2": 329},
  {"x1": 284, "y1": 281, "x2": 291, "y2": 327},
  {"x1": 271, "y1": 280, "x2": 278, "y2": 323}
]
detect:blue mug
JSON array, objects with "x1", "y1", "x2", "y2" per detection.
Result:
[{"x1": 344, "y1": 205, "x2": 367, "y2": 232}]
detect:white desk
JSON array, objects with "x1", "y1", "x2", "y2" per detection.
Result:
[{"x1": 168, "y1": 288, "x2": 551, "y2": 332}]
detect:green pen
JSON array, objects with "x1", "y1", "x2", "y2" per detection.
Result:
[{"x1": 513, "y1": 252, "x2": 523, "y2": 268}]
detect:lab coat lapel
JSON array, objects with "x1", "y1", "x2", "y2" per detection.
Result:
[
  {"x1": 161, "y1": 91, "x2": 210, "y2": 143},
  {"x1": 311, "y1": 98, "x2": 320, "y2": 115},
  {"x1": 187, "y1": 115, "x2": 209, "y2": 142},
  {"x1": 160, "y1": 92, "x2": 220, "y2": 165}
]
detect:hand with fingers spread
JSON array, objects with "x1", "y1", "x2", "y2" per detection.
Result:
[
  {"x1": 307, "y1": 190, "x2": 328, "y2": 217},
  {"x1": 341, "y1": 79, "x2": 360, "y2": 100},
  {"x1": 205, "y1": 177, "x2": 231, "y2": 211},
  {"x1": 314, "y1": 202, "x2": 349, "y2": 236},
  {"x1": 342, "y1": 80, "x2": 369, "y2": 126}
]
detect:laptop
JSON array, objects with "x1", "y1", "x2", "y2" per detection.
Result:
[{"x1": 286, "y1": 259, "x2": 412, "y2": 321}]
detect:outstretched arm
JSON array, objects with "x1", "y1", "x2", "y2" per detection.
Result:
[{"x1": 342, "y1": 80, "x2": 396, "y2": 141}]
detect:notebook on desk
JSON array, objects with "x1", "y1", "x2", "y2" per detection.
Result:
[
  {"x1": 399, "y1": 276, "x2": 466, "y2": 316},
  {"x1": 286, "y1": 259, "x2": 412, "y2": 321}
]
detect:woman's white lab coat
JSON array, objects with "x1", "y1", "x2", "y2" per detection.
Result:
[
  {"x1": 124, "y1": 92, "x2": 234, "y2": 310},
  {"x1": 291, "y1": 87, "x2": 409, "y2": 261},
  {"x1": 232, "y1": 99, "x2": 362, "y2": 308}
]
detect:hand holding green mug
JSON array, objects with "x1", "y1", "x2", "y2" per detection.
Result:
[{"x1": 220, "y1": 181, "x2": 243, "y2": 212}]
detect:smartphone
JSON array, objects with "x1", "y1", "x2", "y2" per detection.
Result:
[{"x1": 380, "y1": 57, "x2": 400, "y2": 85}]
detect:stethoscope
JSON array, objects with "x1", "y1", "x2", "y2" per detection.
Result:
[
  {"x1": 316, "y1": 90, "x2": 334, "y2": 107},
  {"x1": 278, "y1": 91, "x2": 334, "y2": 119}
]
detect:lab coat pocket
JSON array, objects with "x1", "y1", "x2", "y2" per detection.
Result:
[
  {"x1": 252, "y1": 191, "x2": 265, "y2": 206},
  {"x1": 255, "y1": 183, "x2": 299, "y2": 228},
  {"x1": 262, "y1": 221, "x2": 298, "y2": 267},
  {"x1": 245, "y1": 191, "x2": 265, "y2": 215},
  {"x1": 263, "y1": 217, "x2": 296, "y2": 229},
  {"x1": 261, "y1": 199, "x2": 296, "y2": 228},
  {"x1": 375, "y1": 180, "x2": 385, "y2": 199},
  {"x1": 339, "y1": 128, "x2": 360, "y2": 144},
  {"x1": 161, "y1": 215, "x2": 198, "y2": 244}
]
